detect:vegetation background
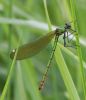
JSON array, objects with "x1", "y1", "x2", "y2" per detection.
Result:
[{"x1": 0, "y1": 0, "x2": 86, "y2": 100}]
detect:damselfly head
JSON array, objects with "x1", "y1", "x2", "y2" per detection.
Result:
[{"x1": 65, "y1": 23, "x2": 71, "y2": 29}]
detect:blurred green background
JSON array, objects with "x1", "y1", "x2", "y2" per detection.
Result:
[{"x1": 0, "y1": 0, "x2": 86, "y2": 100}]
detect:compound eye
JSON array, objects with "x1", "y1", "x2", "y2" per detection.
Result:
[
  {"x1": 65, "y1": 23, "x2": 68, "y2": 25},
  {"x1": 68, "y1": 24, "x2": 71, "y2": 28}
]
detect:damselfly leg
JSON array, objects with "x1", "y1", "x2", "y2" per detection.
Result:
[{"x1": 63, "y1": 27, "x2": 77, "y2": 48}]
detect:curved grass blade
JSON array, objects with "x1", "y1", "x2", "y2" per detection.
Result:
[
  {"x1": 55, "y1": 46, "x2": 80, "y2": 100},
  {"x1": 0, "y1": 41, "x2": 20, "y2": 100}
]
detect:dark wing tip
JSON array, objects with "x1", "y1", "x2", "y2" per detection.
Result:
[{"x1": 10, "y1": 49, "x2": 16, "y2": 60}]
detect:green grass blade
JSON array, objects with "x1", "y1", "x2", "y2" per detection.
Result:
[
  {"x1": 69, "y1": 0, "x2": 86, "y2": 99},
  {"x1": 0, "y1": 41, "x2": 20, "y2": 100},
  {"x1": 55, "y1": 46, "x2": 80, "y2": 100},
  {"x1": 7, "y1": 0, "x2": 14, "y2": 99},
  {"x1": 43, "y1": 0, "x2": 52, "y2": 31},
  {"x1": 21, "y1": 60, "x2": 42, "y2": 100},
  {"x1": 14, "y1": 62, "x2": 27, "y2": 100},
  {"x1": 43, "y1": 0, "x2": 80, "y2": 99},
  {"x1": 8, "y1": 0, "x2": 14, "y2": 50}
]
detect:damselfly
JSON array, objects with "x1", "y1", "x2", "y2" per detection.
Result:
[{"x1": 10, "y1": 23, "x2": 76, "y2": 90}]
